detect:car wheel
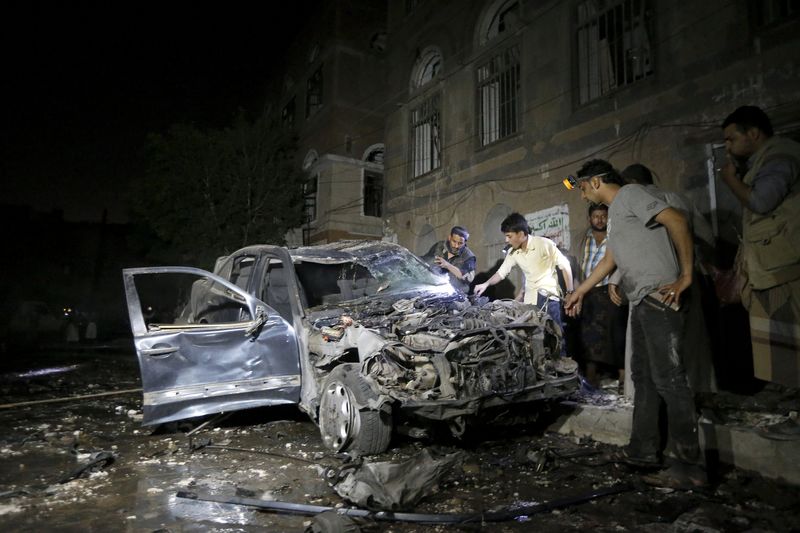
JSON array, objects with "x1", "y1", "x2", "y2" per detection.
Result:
[{"x1": 319, "y1": 365, "x2": 392, "y2": 455}]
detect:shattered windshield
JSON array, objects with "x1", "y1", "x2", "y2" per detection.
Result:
[
  {"x1": 363, "y1": 249, "x2": 448, "y2": 290},
  {"x1": 295, "y1": 249, "x2": 450, "y2": 307}
]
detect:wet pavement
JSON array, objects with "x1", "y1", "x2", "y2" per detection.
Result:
[{"x1": 1, "y1": 346, "x2": 799, "y2": 532}]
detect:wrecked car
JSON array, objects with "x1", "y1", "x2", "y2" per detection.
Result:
[{"x1": 122, "y1": 241, "x2": 579, "y2": 454}]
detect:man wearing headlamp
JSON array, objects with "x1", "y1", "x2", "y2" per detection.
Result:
[{"x1": 563, "y1": 159, "x2": 705, "y2": 490}]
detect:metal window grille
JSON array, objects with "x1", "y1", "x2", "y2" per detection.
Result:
[
  {"x1": 306, "y1": 66, "x2": 323, "y2": 118},
  {"x1": 303, "y1": 175, "x2": 317, "y2": 223},
  {"x1": 363, "y1": 170, "x2": 383, "y2": 217},
  {"x1": 477, "y1": 44, "x2": 520, "y2": 146},
  {"x1": 409, "y1": 93, "x2": 441, "y2": 178},
  {"x1": 577, "y1": 0, "x2": 653, "y2": 105}
]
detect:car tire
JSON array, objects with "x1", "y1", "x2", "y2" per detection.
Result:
[{"x1": 319, "y1": 365, "x2": 392, "y2": 455}]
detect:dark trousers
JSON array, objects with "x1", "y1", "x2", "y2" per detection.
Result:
[
  {"x1": 536, "y1": 292, "x2": 565, "y2": 356},
  {"x1": 629, "y1": 299, "x2": 702, "y2": 466}
]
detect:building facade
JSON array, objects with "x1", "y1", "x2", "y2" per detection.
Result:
[
  {"x1": 380, "y1": 0, "x2": 800, "y2": 284},
  {"x1": 280, "y1": 0, "x2": 391, "y2": 245}
]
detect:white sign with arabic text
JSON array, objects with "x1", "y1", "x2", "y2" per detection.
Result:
[{"x1": 524, "y1": 204, "x2": 570, "y2": 250}]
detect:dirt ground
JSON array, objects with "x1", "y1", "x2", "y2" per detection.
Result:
[{"x1": 1, "y1": 347, "x2": 799, "y2": 532}]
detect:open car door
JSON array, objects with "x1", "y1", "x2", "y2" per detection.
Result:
[{"x1": 122, "y1": 266, "x2": 301, "y2": 426}]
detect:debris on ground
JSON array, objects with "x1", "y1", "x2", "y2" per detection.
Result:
[
  {"x1": 327, "y1": 448, "x2": 463, "y2": 510},
  {"x1": 0, "y1": 348, "x2": 799, "y2": 531}
]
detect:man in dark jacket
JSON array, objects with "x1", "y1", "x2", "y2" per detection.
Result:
[
  {"x1": 720, "y1": 105, "x2": 800, "y2": 387},
  {"x1": 423, "y1": 226, "x2": 477, "y2": 293}
]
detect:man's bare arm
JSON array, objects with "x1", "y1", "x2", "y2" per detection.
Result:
[
  {"x1": 556, "y1": 251, "x2": 574, "y2": 292},
  {"x1": 564, "y1": 250, "x2": 616, "y2": 317},
  {"x1": 474, "y1": 273, "x2": 502, "y2": 297}
]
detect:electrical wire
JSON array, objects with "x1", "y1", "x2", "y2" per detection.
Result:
[
  {"x1": 285, "y1": 0, "x2": 798, "y2": 235},
  {"x1": 297, "y1": 0, "x2": 743, "y2": 179}
]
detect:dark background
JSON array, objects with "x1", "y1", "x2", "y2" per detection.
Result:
[
  {"x1": 2, "y1": 1, "x2": 310, "y2": 223},
  {"x1": 1, "y1": 1, "x2": 312, "y2": 342}
]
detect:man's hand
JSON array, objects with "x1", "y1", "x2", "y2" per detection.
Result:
[
  {"x1": 564, "y1": 291, "x2": 584, "y2": 317},
  {"x1": 473, "y1": 282, "x2": 489, "y2": 297},
  {"x1": 609, "y1": 284, "x2": 624, "y2": 306},
  {"x1": 434, "y1": 256, "x2": 452, "y2": 269},
  {"x1": 720, "y1": 158, "x2": 752, "y2": 206},
  {"x1": 720, "y1": 161, "x2": 739, "y2": 185},
  {"x1": 656, "y1": 275, "x2": 692, "y2": 308}
]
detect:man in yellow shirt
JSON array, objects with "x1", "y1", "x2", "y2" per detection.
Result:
[{"x1": 474, "y1": 212, "x2": 574, "y2": 342}]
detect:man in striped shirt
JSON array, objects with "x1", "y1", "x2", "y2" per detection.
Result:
[{"x1": 575, "y1": 203, "x2": 626, "y2": 388}]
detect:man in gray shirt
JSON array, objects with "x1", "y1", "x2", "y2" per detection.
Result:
[
  {"x1": 616, "y1": 164, "x2": 717, "y2": 397},
  {"x1": 564, "y1": 159, "x2": 705, "y2": 490}
]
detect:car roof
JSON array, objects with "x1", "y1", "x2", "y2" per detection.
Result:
[{"x1": 235, "y1": 240, "x2": 409, "y2": 264}]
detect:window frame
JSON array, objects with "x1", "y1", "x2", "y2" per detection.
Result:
[
  {"x1": 476, "y1": 42, "x2": 522, "y2": 148},
  {"x1": 306, "y1": 65, "x2": 323, "y2": 118},
  {"x1": 362, "y1": 168, "x2": 384, "y2": 218},
  {"x1": 575, "y1": 0, "x2": 654, "y2": 106},
  {"x1": 408, "y1": 91, "x2": 442, "y2": 180},
  {"x1": 303, "y1": 173, "x2": 318, "y2": 225},
  {"x1": 477, "y1": 0, "x2": 521, "y2": 47}
]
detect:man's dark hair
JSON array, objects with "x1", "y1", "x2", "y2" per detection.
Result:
[
  {"x1": 588, "y1": 203, "x2": 608, "y2": 216},
  {"x1": 722, "y1": 106, "x2": 774, "y2": 137},
  {"x1": 501, "y1": 212, "x2": 529, "y2": 234},
  {"x1": 621, "y1": 163, "x2": 654, "y2": 185},
  {"x1": 576, "y1": 159, "x2": 624, "y2": 185},
  {"x1": 450, "y1": 225, "x2": 469, "y2": 241}
]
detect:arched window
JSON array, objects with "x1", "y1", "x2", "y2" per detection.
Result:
[
  {"x1": 409, "y1": 48, "x2": 442, "y2": 178},
  {"x1": 362, "y1": 144, "x2": 385, "y2": 165},
  {"x1": 410, "y1": 47, "x2": 442, "y2": 91},
  {"x1": 477, "y1": 0, "x2": 520, "y2": 46}
]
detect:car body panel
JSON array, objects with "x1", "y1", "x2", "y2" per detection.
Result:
[{"x1": 122, "y1": 266, "x2": 301, "y2": 426}]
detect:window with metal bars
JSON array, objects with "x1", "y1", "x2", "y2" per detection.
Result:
[
  {"x1": 477, "y1": 44, "x2": 520, "y2": 146},
  {"x1": 306, "y1": 66, "x2": 323, "y2": 118},
  {"x1": 409, "y1": 93, "x2": 441, "y2": 178},
  {"x1": 363, "y1": 170, "x2": 383, "y2": 217},
  {"x1": 303, "y1": 174, "x2": 318, "y2": 223},
  {"x1": 576, "y1": 0, "x2": 653, "y2": 105}
]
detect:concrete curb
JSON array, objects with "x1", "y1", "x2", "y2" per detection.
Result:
[{"x1": 550, "y1": 399, "x2": 800, "y2": 486}]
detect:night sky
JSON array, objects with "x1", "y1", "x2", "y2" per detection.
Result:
[{"x1": 2, "y1": 2, "x2": 307, "y2": 223}]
